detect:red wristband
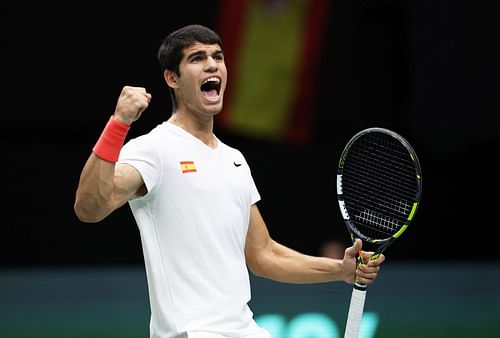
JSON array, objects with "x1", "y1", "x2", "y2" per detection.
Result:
[{"x1": 92, "y1": 116, "x2": 130, "y2": 163}]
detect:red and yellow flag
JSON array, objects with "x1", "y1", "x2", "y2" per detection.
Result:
[
  {"x1": 180, "y1": 161, "x2": 197, "y2": 174},
  {"x1": 216, "y1": 0, "x2": 331, "y2": 144}
]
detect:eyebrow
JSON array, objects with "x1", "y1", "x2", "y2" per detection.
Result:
[{"x1": 186, "y1": 48, "x2": 224, "y2": 61}]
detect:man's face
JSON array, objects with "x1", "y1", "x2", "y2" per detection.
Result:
[{"x1": 175, "y1": 42, "x2": 227, "y2": 118}]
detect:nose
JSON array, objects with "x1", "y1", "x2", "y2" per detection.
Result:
[{"x1": 205, "y1": 56, "x2": 218, "y2": 71}]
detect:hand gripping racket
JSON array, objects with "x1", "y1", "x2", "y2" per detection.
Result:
[{"x1": 337, "y1": 127, "x2": 422, "y2": 338}]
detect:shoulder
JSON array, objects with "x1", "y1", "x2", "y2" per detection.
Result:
[
  {"x1": 120, "y1": 122, "x2": 173, "y2": 159},
  {"x1": 217, "y1": 140, "x2": 255, "y2": 171},
  {"x1": 218, "y1": 139, "x2": 246, "y2": 157},
  {"x1": 124, "y1": 122, "x2": 175, "y2": 148}
]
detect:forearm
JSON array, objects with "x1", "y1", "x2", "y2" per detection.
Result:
[
  {"x1": 249, "y1": 240, "x2": 347, "y2": 284},
  {"x1": 74, "y1": 114, "x2": 134, "y2": 222}
]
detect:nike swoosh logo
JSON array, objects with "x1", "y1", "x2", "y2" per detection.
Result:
[{"x1": 233, "y1": 161, "x2": 242, "y2": 167}]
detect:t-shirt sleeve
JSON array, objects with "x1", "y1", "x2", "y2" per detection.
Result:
[
  {"x1": 118, "y1": 137, "x2": 161, "y2": 198},
  {"x1": 250, "y1": 174, "x2": 261, "y2": 205},
  {"x1": 240, "y1": 152, "x2": 260, "y2": 205}
]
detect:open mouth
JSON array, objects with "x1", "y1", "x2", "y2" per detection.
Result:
[{"x1": 200, "y1": 77, "x2": 221, "y2": 100}]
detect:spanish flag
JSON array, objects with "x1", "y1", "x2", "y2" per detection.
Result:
[
  {"x1": 216, "y1": 0, "x2": 331, "y2": 144},
  {"x1": 180, "y1": 161, "x2": 197, "y2": 174}
]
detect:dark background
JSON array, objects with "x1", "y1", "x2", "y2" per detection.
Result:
[{"x1": 1, "y1": 0, "x2": 499, "y2": 267}]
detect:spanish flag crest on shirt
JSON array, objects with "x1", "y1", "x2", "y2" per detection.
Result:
[{"x1": 180, "y1": 161, "x2": 197, "y2": 174}]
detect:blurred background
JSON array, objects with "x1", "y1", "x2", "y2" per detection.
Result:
[{"x1": 1, "y1": 0, "x2": 499, "y2": 337}]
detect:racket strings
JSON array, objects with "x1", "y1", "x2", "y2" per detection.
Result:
[
  {"x1": 343, "y1": 164, "x2": 416, "y2": 202},
  {"x1": 341, "y1": 133, "x2": 420, "y2": 239},
  {"x1": 347, "y1": 138, "x2": 418, "y2": 192},
  {"x1": 355, "y1": 209, "x2": 400, "y2": 235}
]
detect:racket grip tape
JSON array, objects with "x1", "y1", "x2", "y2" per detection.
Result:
[{"x1": 344, "y1": 283, "x2": 367, "y2": 338}]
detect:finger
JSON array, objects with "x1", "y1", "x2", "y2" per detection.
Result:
[
  {"x1": 358, "y1": 259, "x2": 381, "y2": 272},
  {"x1": 356, "y1": 267, "x2": 379, "y2": 282},
  {"x1": 367, "y1": 254, "x2": 385, "y2": 266}
]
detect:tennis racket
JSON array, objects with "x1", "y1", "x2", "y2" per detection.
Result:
[{"x1": 336, "y1": 127, "x2": 422, "y2": 338}]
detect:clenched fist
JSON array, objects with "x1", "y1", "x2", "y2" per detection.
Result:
[{"x1": 113, "y1": 86, "x2": 152, "y2": 125}]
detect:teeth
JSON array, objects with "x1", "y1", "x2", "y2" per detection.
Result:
[{"x1": 202, "y1": 77, "x2": 220, "y2": 84}]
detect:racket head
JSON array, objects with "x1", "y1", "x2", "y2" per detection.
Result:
[{"x1": 336, "y1": 127, "x2": 422, "y2": 251}]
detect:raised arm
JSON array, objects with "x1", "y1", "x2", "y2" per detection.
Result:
[
  {"x1": 244, "y1": 204, "x2": 384, "y2": 285},
  {"x1": 74, "y1": 86, "x2": 151, "y2": 223}
]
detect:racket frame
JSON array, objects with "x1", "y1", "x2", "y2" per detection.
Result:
[{"x1": 337, "y1": 127, "x2": 422, "y2": 255}]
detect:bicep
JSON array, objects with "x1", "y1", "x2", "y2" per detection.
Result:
[
  {"x1": 245, "y1": 204, "x2": 274, "y2": 274},
  {"x1": 75, "y1": 156, "x2": 146, "y2": 222},
  {"x1": 113, "y1": 163, "x2": 146, "y2": 206},
  {"x1": 246, "y1": 204, "x2": 271, "y2": 247}
]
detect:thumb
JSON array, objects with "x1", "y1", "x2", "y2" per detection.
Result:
[{"x1": 345, "y1": 238, "x2": 362, "y2": 258}]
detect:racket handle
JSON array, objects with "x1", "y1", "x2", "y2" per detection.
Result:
[{"x1": 344, "y1": 282, "x2": 367, "y2": 338}]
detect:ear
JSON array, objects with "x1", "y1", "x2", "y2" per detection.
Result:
[{"x1": 164, "y1": 70, "x2": 179, "y2": 89}]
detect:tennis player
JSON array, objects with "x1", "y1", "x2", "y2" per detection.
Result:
[{"x1": 74, "y1": 24, "x2": 385, "y2": 338}]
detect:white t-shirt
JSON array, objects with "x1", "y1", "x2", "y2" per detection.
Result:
[{"x1": 118, "y1": 122, "x2": 269, "y2": 338}]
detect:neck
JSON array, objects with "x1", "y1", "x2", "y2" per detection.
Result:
[{"x1": 168, "y1": 112, "x2": 217, "y2": 148}]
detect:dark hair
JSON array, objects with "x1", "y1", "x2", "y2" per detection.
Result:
[
  {"x1": 157, "y1": 24, "x2": 223, "y2": 76},
  {"x1": 157, "y1": 24, "x2": 223, "y2": 112}
]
